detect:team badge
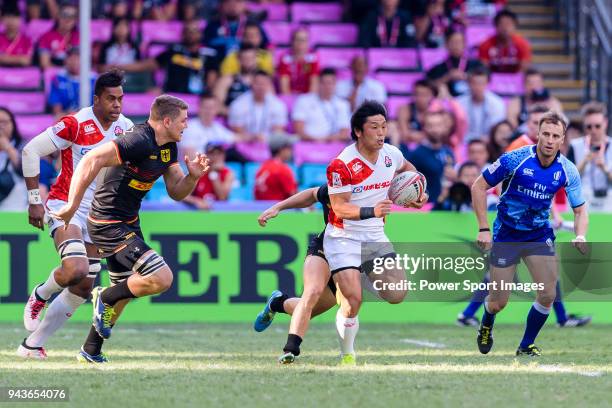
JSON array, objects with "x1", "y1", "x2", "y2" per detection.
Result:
[
  {"x1": 384, "y1": 156, "x2": 392, "y2": 167},
  {"x1": 161, "y1": 149, "x2": 171, "y2": 163},
  {"x1": 114, "y1": 126, "x2": 123, "y2": 135}
]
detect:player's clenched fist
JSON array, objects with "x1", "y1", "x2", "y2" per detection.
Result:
[
  {"x1": 374, "y1": 199, "x2": 393, "y2": 217},
  {"x1": 477, "y1": 230, "x2": 492, "y2": 251},
  {"x1": 185, "y1": 152, "x2": 210, "y2": 179}
]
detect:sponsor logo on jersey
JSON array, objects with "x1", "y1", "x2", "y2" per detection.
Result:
[
  {"x1": 80, "y1": 147, "x2": 93, "y2": 155},
  {"x1": 128, "y1": 179, "x2": 154, "y2": 191},
  {"x1": 114, "y1": 125, "x2": 124, "y2": 135},
  {"x1": 487, "y1": 160, "x2": 500, "y2": 173},
  {"x1": 522, "y1": 168, "x2": 534, "y2": 177},
  {"x1": 161, "y1": 149, "x2": 171, "y2": 163},
  {"x1": 384, "y1": 155, "x2": 392, "y2": 167},
  {"x1": 84, "y1": 123, "x2": 96, "y2": 134},
  {"x1": 332, "y1": 172, "x2": 342, "y2": 187},
  {"x1": 352, "y1": 180, "x2": 391, "y2": 193},
  {"x1": 352, "y1": 161, "x2": 363, "y2": 173},
  {"x1": 52, "y1": 121, "x2": 65, "y2": 135},
  {"x1": 150, "y1": 155, "x2": 158, "y2": 159}
]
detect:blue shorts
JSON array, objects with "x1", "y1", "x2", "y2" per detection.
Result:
[{"x1": 490, "y1": 223, "x2": 556, "y2": 268}]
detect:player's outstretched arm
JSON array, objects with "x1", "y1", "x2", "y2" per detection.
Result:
[
  {"x1": 258, "y1": 187, "x2": 318, "y2": 227},
  {"x1": 52, "y1": 142, "x2": 121, "y2": 225},
  {"x1": 163, "y1": 153, "x2": 210, "y2": 201},
  {"x1": 329, "y1": 191, "x2": 391, "y2": 221},
  {"x1": 21, "y1": 132, "x2": 60, "y2": 230},
  {"x1": 472, "y1": 175, "x2": 493, "y2": 250}
]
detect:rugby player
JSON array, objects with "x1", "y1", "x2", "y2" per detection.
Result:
[
  {"x1": 51, "y1": 95, "x2": 209, "y2": 349},
  {"x1": 18, "y1": 70, "x2": 133, "y2": 360},
  {"x1": 323, "y1": 100, "x2": 425, "y2": 364},
  {"x1": 472, "y1": 110, "x2": 588, "y2": 356}
]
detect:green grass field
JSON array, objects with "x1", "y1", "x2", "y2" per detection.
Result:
[{"x1": 1, "y1": 322, "x2": 611, "y2": 407}]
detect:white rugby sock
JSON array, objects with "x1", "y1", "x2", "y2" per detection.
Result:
[
  {"x1": 35, "y1": 268, "x2": 64, "y2": 300},
  {"x1": 26, "y1": 289, "x2": 85, "y2": 348},
  {"x1": 336, "y1": 308, "x2": 359, "y2": 356}
]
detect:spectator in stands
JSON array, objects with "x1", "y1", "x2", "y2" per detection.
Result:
[
  {"x1": 568, "y1": 102, "x2": 611, "y2": 211},
  {"x1": 479, "y1": 9, "x2": 531, "y2": 73},
  {"x1": 254, "y1": 137, "x2": 297, "y2": 200},
  {"x1": 132, "y1": 0, "x2": 177, "y2": 20},
  {"x1": 401, "y1": 110, "x2": 455, "y2": 203},
  {"x1": 466, "y1": 139, "x2": 490, "y2": 169},
  {"x1": 179, "y1": 0, "x2": 218, "y2": 20},
  {"x1": 426, "y1": 28, "x2": 482, "y2": 97},
  {"x1": 204, "y1": 0, "x2": 267, "y2": 67},
  {"x1": 214, "y1": 43, "x2": 258, "y2": 107},
  {"x1": 506, "y1": 68, "x2": 563, "y2": 129},
  {"x1": 278, "y1": 28, "x2": 320, "y2": 95},
  {"x1": 0, "y1": 106, "x2": 26, "y2": 211},
  {"x1": 112, "y1": 20, "x2": 217, "y2": 95},
  {"x1": 48, "y1": 47, "x2": 95, "y2": 116},
  {"x1": 228, "y1": 70, "x2": 287, "y2": 143},
  {"x1": 181, "y1": 92, "x2": 236, "y2": 159},
  {"x1": 505, "y1": 104, "x2": 548, "y2": 151},
  {"x1": 486, "y1": 119, "x2": 513, "y2": 162},
  {"x1": 358, "y1": 0, "x2": 416, "y2": 48},
  {"x1": 336, "y1": 55, "x2": 387, "y2": 111},
  {"x1": 456, "y1": 65, "x2": 506, "y2": 141},
  {"x1": 0, "y1": 5, "x2": 34, "y2": 67},
  {"x1": 27, "y1": 0, "x2": 59, "y2": 20},
  {"x1": 414, "y1": 0, "x2": 454, "y2": 48},
  {"x1": 183, "y1": 143, "x2": 234, "y2": 210},
  {"x1": 221, "y1": 22, "x2": 273, "y2": 77},
  {"x1": 292, "y1": 68, "x2": 351, "y2": 142},
  {"x1": 99, "y1": 17, "x2": 140, "y2": 66},
  {"x1": 397, "y1": 78, "x2": 438, "y2": 144},
  {"x1": 435, "y1": 161, "x2": 479, "y2": 211},
  {"x1": 38, "y1": 3, "x2": 80, "y2": 69}
]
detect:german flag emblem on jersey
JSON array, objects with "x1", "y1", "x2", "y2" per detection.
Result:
[{"x1": 161, "y1": 149, "x2": 171, "y2": 162}]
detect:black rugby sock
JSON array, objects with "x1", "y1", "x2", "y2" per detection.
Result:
[
  {"x1": 83, "y1": 325, "x2": 105, "y2": 356},
  {"x1": 100, "y1": 280, "x2": 136, "y2": 306},
  {"x1": 270, "y1": 293, "x2": 289, "y2": 314},
  {"x1": 283, "y1": 334, "x2": 302, "y2": 356}
]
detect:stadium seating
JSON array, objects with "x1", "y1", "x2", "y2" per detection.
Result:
[
  {"x1": 488, "y1": 73, "x2": 525, "y2": 96},
  {"x1": 16, "y1": 114, "x2": 54, "y2": 140},
  {"x1": 244, "y1": 162, "x2": 261, "y2": 186},
  {"x1": 43, "y1": 66, "x2": 63, "y2": 96},
  {"x1": 300, "y1": 163, "x2": 327, "y2": 187},
  {"x1": 0, "y1": 67, "x2": 41, "y2": 90},
  {"x1": 26, "y1": 19, "x2": 53, "y2": 43},
  {"x1": 226, "y1": 162, "x2": 244, "y2": 185},
  {"x1": 374, "y1": 72, "x2": 422, "y2": 95},
  {"x1": 367, "y1": 48, "x2": 420, "y2": 73},
  {"x1": 290, "y1": 3, "x2": 343, "y2": 23},
  {"x1": 419, "y1": 48, "x2": 448, "y2": 71},
  {"x1": 293, "y1": 141, "x2": 345, "y2": 166},
  {"x1": 386, "y1": 96, "x2": 411, "y2": 119},
  {"x1": 235, "y1": 142, "x2": 271, "y2": 162},
  {"x1": 465, "y1": 25, "x2": 496, "y2": 49},
  {"x1": 262, "y1": 22, "x2": 295, "y2": 46},
  {"x1": 91, "y1": 20, "x2": 112, "y2": 43},
  {"x1": 315, "y1": 48, "x2": 365, "y2": 71},
  {"x1": 141, "y1": 20, "x2": 183, "y2": 52},
  {"x1": 308, "y1": 24, "x2": 358, "y2": 47},
  {"x1": 247, "y1": 2, "x2": 289, "y2": 21},
  {"x1": 0, "y1": 91, "x2": 45, "y2": 114}
]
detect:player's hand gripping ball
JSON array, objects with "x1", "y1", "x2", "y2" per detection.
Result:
[{"x1": 388, "y1": 171, "x2": 427, "y2": 207}]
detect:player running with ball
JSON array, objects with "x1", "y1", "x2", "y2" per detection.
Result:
[{"x1": 472, "y1": 110, "x2": 588, "y2": 356}]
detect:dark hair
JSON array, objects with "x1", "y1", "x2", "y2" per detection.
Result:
[
  {"x1": 0, "y1": 106, "x2": 22, "y2": 147},
  {"x1": 238, "y1": 42, "x2": 257, "y2": 53},
  {"x1": 468, "y1": 139, "x2": 487, "y2": 148},
  {"x1": 581, "y1": 101, "x2": 607, "y2": 118},
  {"x1": 254, "y1": 69, "x2": 270, "y2": 78},
  {"x1": 487, "y1": 119, "x2": 513, "y2": 161},
  {"x1": 1, "y1": 1, "x2": 20, "y2": 16},
  {"x1": 350, "y1": 100, "x2": 387, "y2": 141},
  {"x1": 467, "y1": 65, "x2": 490, "y2": 80},
  {"x1": 94, "y1": 69, "x2": 125, "y2": 96},
  {"x1": 109, "y1": 17, "x2": 131, "y2": 43},
  {"x1": 458, "y1": 161, "x2": 479, "y2": 176},
  {"x1": 444, "y1": 27, "x2": 464, "y2": 42},
  {"x1": 494, "y1": 9, "x2": 518, "y2": 26},
  {"x1": 413, "y1": 78, "x2": 439, "y2": 97},
  {"x1": 150, "y1": 94, "x2": 189, "y2": 121},
  {"x1": 320, "y1": 67, "x2": 337, "y2": 78},
  {"x1": 538, "y1": 110, "x2": 568, "y2": 133},
  {"x1": 527, "y1": 104, "x2": 550, "y2": 118},
  {"x1": 199, "y1": 90, "x2": 217, "y2": 102},
  {"x1": 524, "y1": 67, "x2": 542, "y2": 78}
]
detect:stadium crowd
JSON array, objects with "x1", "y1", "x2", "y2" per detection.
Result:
[{"x1": 0, "y1": 0, "x2": 609, "y2": 213}]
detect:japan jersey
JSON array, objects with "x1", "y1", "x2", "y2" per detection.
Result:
[
  {"x1": 46, "y1": 106, "x2": 134, "y2": 209},
  {"x1": 482, "y1": 145, "x2": 585, "y2": 233},
  {"x1": 326, "y1": 143, "x2": 404, "y2": 232}
]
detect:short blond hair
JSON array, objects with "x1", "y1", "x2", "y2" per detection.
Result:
[{"x1": 150, "y1": 94, "x2": 188, "y2": 121}]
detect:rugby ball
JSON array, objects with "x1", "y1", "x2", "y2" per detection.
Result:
[{"x1": 388, "y1": 171, "x2": 427, "y2": 207}]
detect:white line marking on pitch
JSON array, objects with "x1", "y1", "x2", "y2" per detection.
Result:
[
  {"x1": 538, "y1": 364, "x2": 603, "y2": 377},
  {"x1": 400, "y1": 339, "x2": 447, "y2": 348}
]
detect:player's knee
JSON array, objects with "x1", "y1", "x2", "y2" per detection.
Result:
[
  {"x1": 146, "y1": 268, "x2": 173, "y2": 293},
  {"x1": 302, "y1": 286, "x2": 325, "y2": 307},
  {"x1": 58, "y1": 258, "x2": 89, "y2": 286},
  {"x1": 343, "y1": 294, "x2": 362, "y2": 317},
  {"x1": 381, "y1": 288, "x2": 407, "y2": 304},
  {"x1": 487, "y1": 300, "x2": 506, "y2": 314},
  {"x1": 536, "y1": 292, "x2": 555, "y2": 307}
]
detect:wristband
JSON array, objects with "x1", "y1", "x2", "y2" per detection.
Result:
[
  {"x1": 359, "y1": 207, "x2": 376, "y2": 220},
  {"x1": 575, "y1": 235, "x2": 586, "y2": 242},
  {"x1": 28, "y1": 189, "x2": 42, "y2": 205},
  {"x1": 479, "y1": 228, "x2": 490, "y2": 232}
]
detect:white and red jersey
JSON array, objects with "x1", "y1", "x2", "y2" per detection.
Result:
[
  {"x1": 47, "y1": 107, "x2": 133, "y2": 209},
  {"x1": 326, "y1": 143, "x2": 404, "y2": 232}
]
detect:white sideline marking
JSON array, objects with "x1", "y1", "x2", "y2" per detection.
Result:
[
  {"x1": 538, "y1": 364, "x2": 603, "y2": 377},
  {"x1": 400, "y1": 338, "x2": 447, "y2": 349}
]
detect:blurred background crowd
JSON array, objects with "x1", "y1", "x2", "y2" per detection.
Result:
[{"x1": 0, "y1": 0, "x2": 609, "y2": 214}]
